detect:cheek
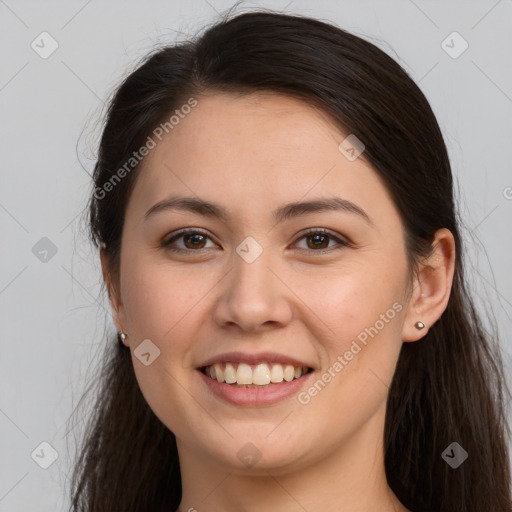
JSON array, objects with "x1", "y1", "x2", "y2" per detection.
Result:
[
  {"x1": 295, "y1": 255, "x2": 406, "y2": 345},
  {"x1": 121, "y1": 254, "x2": 217, "y2": 341},
  {"x1": 294, "y1": 254, "x2": 407, "y2": 398}
]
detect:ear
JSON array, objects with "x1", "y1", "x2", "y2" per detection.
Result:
[
  {"x1": 100, "y1": 245, "x2": 129, "y2": 346},
  {"x1": 401, "y1": 228, "x2": 456, "y2": 342}
]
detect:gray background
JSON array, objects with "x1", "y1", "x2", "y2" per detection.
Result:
[{"x1": 1, "y1": 0, "x2": 511, "y2": 510}]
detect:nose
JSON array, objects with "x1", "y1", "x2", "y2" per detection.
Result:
[{"x1": 212, "y1": 248, "x2": 293, "y2": 333}]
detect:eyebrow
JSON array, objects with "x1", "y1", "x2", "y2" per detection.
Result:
[{"x1": 144, "y1": 196, "x2": 373, "y2": 226}]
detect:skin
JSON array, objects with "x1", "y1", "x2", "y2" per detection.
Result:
[{"x1": 102, "y1": 91, "x2": 456, "y2": 512}]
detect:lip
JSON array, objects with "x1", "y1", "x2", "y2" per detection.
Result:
[
  {"x1": 198, "y1": 368, "x2": 314, "y2": 406},
  {"x1": 199, "y1": 351, "x2": 314, "y2": 369}
]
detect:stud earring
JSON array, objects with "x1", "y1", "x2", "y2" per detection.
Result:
[
  {"x1": 414, "y1": 321, "x2": 425, "y2": 330},
  {"x1": 118, "y1": 331, "x2": 127, "y2": 345}
]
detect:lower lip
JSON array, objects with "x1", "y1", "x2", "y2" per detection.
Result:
[{"x1": 198, "y1": 369, "x2": 314, "y2": 406}]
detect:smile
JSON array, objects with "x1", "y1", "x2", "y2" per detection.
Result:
[{"x1": 198, "y1": 362, "x2": 314, "y2": 406}]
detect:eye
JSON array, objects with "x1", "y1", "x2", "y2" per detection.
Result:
[
  {"x1": 162, "y1": 227, "x2": 350, "y2": 254},
  {"x1": 163, "y1": 229, "x2": 218, "y2": 253},
  {"x1": 292, "y1": 228, "x2": 350, "y2": 253}
]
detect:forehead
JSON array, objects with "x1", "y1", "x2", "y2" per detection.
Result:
[
  {"x1": 126, "y1": 91, "x2": 397, "y2": 228},
  {"x1": 172, "y1": 91, "x2": 344, "y2": 155}
]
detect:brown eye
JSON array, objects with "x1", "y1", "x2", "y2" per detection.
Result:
[
  {"x1": 293, "y1": 229, "x2": 350, "y2": 253},
  {"x1": 163, "y1": 229, "x2": 217, "y2": 252}
]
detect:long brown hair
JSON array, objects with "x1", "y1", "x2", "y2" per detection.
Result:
[{"x1": 69, "y1": 9, "x2": 512, "y2": 511}]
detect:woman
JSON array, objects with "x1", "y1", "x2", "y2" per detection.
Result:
[{"x1": 69, "y1": 9, "x2": 512, "y2": 512}]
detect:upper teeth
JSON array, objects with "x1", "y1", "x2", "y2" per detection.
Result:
[{"x1": 204, "y1": 362, "x2": 309, "y2": 385}]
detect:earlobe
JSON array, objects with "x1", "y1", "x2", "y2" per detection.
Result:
[{"x1": 402, "y1": 228, "x2": 456, "y2": 342}]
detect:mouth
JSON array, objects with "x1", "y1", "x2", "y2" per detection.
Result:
[{"x1": 199, "y1": 361, "x2": 313, "y2": 388}]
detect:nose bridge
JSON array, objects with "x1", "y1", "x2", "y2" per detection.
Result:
[
  {"x1": 231, "y1": 238, "x2": 277, "y2": 306},
  {"x1": 234, "y1": 247, "x2": 272, "y2": 293},
  {"x1": 213, "y1": 238, "x2": 292, "y2": 331}
]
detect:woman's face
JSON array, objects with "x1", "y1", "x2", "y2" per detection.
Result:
[{"x1": 111, "y1": 91, "x2": 415, "y2": 474}]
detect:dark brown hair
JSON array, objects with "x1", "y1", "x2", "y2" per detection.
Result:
[{"x1": 69, "y1": 9, "x2": 512, "y2": 512}]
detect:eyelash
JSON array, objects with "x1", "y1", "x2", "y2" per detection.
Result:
[{"x1": 162, "y1": 227, "x2": 351, "y2": 255}]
